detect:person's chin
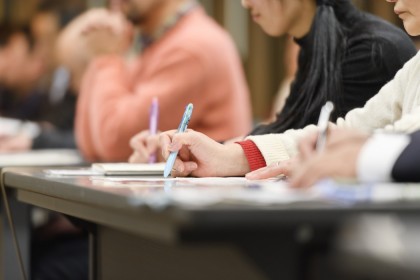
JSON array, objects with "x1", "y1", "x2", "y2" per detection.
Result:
[
  {"x1": 125, "y1": 14, "x2": 145, "y2": 25},
  {"x1": 403, "y1": 21, "x2": 420, "y2": 37},
  {"x1": 262, "y1": 27, "x2": 283, "y2": 37}
]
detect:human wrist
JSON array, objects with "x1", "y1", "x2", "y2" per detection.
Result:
[{"x1": 218, "y1": 143, "x2": 250, "y2": 176}]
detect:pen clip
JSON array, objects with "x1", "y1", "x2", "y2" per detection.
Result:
[{"x1": 177, "y1": 104, "x2": 193, "y2": 133}]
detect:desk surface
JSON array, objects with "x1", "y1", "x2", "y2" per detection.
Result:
[{"x1": 3, "y1": 167, "x2": 420, "y2": 242}]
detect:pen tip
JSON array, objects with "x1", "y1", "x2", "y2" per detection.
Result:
[{"x1": 163, "y1": 170, "x2": 170, "y2": 178}]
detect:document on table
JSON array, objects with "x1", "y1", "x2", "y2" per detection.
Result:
[
  {"x1": 44, "y1": 168, "x2": 102, "y2": 176},
  {"x1": 91, "y1": 176, "x2": 248, "y2": 184},
  {"x1": 44, "y1": 163, "x2": 166, "y2": 177},
  {"x1": 0, "y1": 149, "x2": 84, "y2": 166},
  {"x1": 91, "y1": 163, "x2": 165, "y2": 176}
]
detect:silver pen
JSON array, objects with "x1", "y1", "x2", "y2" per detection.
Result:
[{"x1": 316, "y1": 101, "x2": 334, "y2": 152}]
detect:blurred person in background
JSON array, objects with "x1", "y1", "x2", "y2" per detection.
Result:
[
  {"x1": 0, "y1": 24, "x2": 45, "y2": 120},
  {"x1": 75, "y1": 0, "x2": 252, "y2": 162},
  {"x1": 0, "y1": 3, "x2": 92, "y2": 279},
  {"x1": 0, "y1": 1, "x2": 81, "y2": 150}
]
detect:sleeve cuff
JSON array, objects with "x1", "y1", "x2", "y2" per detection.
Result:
[
  {"x1": 357, "y1": 133, "x2": 410, "y2": 182},
  {"x1": 236, "y1": 140, "x2": 267, "y2": 171}
]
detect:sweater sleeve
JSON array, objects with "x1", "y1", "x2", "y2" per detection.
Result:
[
  {"x1": 236, "y1": 140, "x2": 266, "y2": 171},
  {"x1": 76, "y1": 50, "x2": 206, "y2": 162},
  {"x1": 246, "y1": 51, "x2": 420, "y2": 166}
]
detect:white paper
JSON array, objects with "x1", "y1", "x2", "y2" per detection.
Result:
[
  {"x1": 91, "y1": 162, "x2": 165, "y2": 175},
  {"x1": 44, "y1": 169, "x2": 102, "y2": 176},
  {"x1": 0, "y1": 149, "x2": 84, "y2": 166}
]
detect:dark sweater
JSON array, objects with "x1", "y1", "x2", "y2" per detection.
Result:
[
  {"x1": 392, "y1": 130, "x2": 420, "y2": 182},
  {"x1": 251, "y1": 4, "x2": 417, "y2": 135},
  {"x1": 32, "y1": 92, "x2": 77, "y2": 150}
]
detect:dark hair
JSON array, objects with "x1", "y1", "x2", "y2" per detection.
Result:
[
  {"x1": 251, "y1": 0, "x2": 358, "y2": 135},
  {"x1": 0, "y1": 24, "x2": 35, "y2": 50}
]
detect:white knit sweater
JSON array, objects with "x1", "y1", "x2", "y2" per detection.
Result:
[{"x1": 247, "y1": 51, "x2": 420, "y2": 165}]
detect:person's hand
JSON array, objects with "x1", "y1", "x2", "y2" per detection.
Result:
[
  {"x1": 56, "y1": 8, "x2": 133, "y2": 91},
  {"x1": 159, "y1": 129, "x2": 250, "y2": 177},
  {"x1": 0, "y1": 133, "x2": 32, "y2": 152},
  {"x1": 128, "y1": 130, "x2": 163, "y2": 163},
  {"x1": 245, "y1": 158, "x2": 297, "y2": 180},
  {"x1": 80, "y1": 9, "x2": 132, "y2": 56},
  {"x1": 289, "y1": 129, "x2": 371, "y2": 188}
]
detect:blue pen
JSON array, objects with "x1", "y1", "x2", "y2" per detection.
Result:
[
  {"x1": 163, "y1": 103, "x2": 194, "y2": 177},
  {"x1": 148, "y1": 98, "x2": 159, "y2": 163}
]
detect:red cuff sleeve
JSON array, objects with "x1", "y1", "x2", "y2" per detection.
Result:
[{"x1": 236, "y1": 140, "x2": 267, "y2": 171}]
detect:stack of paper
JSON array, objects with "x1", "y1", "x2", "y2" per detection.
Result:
[{"x1": 91, "y1": 163, "x2": 166, "y2": 176}]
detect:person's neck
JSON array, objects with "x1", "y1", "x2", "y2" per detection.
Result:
[
  {"x1": 139, "y1": 0, "x2": 188, "y2": 36},
  {"x1": 289, "y1": 0, "x2": 317, "y2": 39}
]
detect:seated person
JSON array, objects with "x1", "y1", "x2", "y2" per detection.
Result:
[
  {"x1": 0, "y1": 7, "x2": 129, "y2": 152},
  {"x1": 75, "y1": 0, "x2": 252, "y2": 162},
  {"x1": 0, "y1": 6, "x2": 75, "y2": 151},
  {"x1": 129, "y1": 0, "x2": 416, "y2": 164},
  {"x1": 156, "y1": 0, "x2": 420, "y2": 179},
  {"x1": 0, "y1": 24, "x2": 45, "y2": 121}
]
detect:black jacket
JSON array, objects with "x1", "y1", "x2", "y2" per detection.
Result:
[{"x1": 392, "y1": 130, "x2": 420, "y2": 182}]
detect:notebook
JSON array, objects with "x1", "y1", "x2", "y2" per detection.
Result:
[{"x1": 91, "y1": 163, "x2": 166, "y2": 176}]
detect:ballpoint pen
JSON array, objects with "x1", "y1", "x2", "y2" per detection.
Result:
[
  {"x1": 316, "y1": 101, "x2": 334, "y2": 152},
  {"x1": 163, "y1": 103, "x2": 194, "y2": 177},
  {"x1": 148, "y1": 98, "x2": 159, "y2": 163}
]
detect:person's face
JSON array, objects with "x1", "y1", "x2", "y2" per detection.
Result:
[
  {"x1": 241, "y1": 0, "x2": 303, "y2": 36},
  {"x1": 120, "y1": 0, "x2": 164, "y2": 25},
  {"x1": 386, "y1": 0, "x2": 420, "y2": 36}
]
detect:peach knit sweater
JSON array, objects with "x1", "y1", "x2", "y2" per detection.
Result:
[{"x1": 76, "y1": 8, "x2": 252, "y2": 162}]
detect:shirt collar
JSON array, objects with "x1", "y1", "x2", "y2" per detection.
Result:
[{"x1": 135, "y1": 0, "x2": 198, "y2": 52}]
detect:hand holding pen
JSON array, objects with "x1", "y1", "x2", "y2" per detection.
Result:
[{"x1": 160, "y1": 128, "x2": 250, "y2": 178}]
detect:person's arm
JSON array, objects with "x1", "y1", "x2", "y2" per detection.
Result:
[
  {"x1": 246, "y1": 125, "x2": 319, "y2": 165},
  {"x1": 76, "y1": 50, "x2": 206, "y2": 162}
]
